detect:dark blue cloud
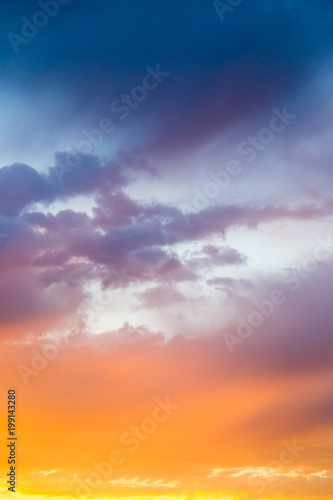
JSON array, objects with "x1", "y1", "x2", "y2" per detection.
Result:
[
  {"x1": 0, "y1": 154, "x2": 131, "y2": 215},
  {"x1": 1, "y1": 0, "x2": 333, "y2": 155}
]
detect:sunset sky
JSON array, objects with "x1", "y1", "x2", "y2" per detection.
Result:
[{"x1": 0, "y1": 1, "x2": 333, "y2": 499}]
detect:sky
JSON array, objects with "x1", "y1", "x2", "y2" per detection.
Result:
[{"x1": 0, "y1": 1, "x2": 333, "y2": 499}]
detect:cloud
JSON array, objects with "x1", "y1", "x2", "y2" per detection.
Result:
[
  {"x1": 1, "y1": 157, "x2": 333, "y2": 340},
  {"x1": 0, "y1": 154, "x2": 130, "y2": 216},
  {"x1": 2, "y1": 1, "x2": 333, "y2": 499},
  {"x1": 190, "y1": 245, "x2": 247, "y2": 269},
  {"x1": 2, "y1": 287, "x2": 333, "y2": 496},
  {"x1": 134, "y1": 285, "x2": 187, "y2": 310}
]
